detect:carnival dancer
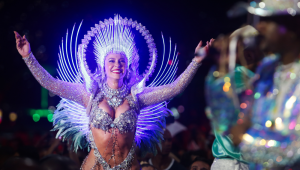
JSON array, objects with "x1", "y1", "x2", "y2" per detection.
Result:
[
  {"x1": 203, "y1": 26, "x2": 263, "y2": 170},
  {"x1": 211, "y1": 0, "x2": 300, "y2": 169},
  {"x1": 14, "y1": 15, "x2": 206, "y2": 169}
]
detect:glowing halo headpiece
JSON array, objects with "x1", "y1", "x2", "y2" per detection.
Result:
[{"x1": 78, "y1": 15, "x2": 158, "y2": 85}]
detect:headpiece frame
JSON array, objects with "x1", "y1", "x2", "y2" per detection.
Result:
[{"x1": 78, "y1": 15, "x2": 158, "y2": 83}]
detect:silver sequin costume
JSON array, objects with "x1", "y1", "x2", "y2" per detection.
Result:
[{"x1": 23, "y1": 53, "x2": 200, "y2": 169}]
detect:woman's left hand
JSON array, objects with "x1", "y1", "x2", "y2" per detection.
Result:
[{"x1": 194, "y1": 38, "x2": 214, "y2": 64}]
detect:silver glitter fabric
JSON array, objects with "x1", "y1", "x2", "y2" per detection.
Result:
[
  {"x1": 23, "y1": 53, "x2": 91, "y2": 107},
  {"x1": 138, "y1": 59, "x2": 201, "y2": 108},
  {"x1": 211, "y1": 158, "x2": 249, "y2": 170},
  {"x1": 89, "y1": 90, "x2": 138, "y2": 134}
]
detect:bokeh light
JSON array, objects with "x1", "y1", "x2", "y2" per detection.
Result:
[
  {"x1": 254, "y1": 92, "x2": 261, "y2": 99},
  {"x1": 265, "y1": 120, "x2": 272, "y2": 128},
  {"x1": 213, "y1": 71, "x2": 219, "y2": 77},
  {"x1": 259, "y1": 2, "x2": 265, "y2": 8},
  {"x1": 295, "y1": 124, "x2": 300, "y2": 131},
  {"x1": 33, "y1": 113, "x2": 40, "y2": 122},
  {"x1": 290, "y1": 73, "x2": 296, "y2": 79},
  {"x1": 250, "y1": 1, "x2": 257, "y2": 7},
  {"x1": 275, "y1": 117, "x2": 284, "y2": 130},
  {"x1": 170, "y1": 107, "x2": 180, "y2": 119},
  {"x1": 223, "y1": 80, "x2": 231, "y2": 92},
  {"x1": 224, "y1": 77, "x2": 230, "y2": 82},
  {"x1": 223, "y1": 85, "x2": 229, "y2": 92},
  {"x1": 243, "y1": 133, "x2": 254, "y2": 143},
  {"x1": 260, "y1": 139, "x2": 266, "y2": 145},
  {"x1": 245, "y1": 89, "x2": 253, "y2": 95},
  {"x1": 240, "y1": 103, "x2": 247, "y2": 109},
  {"x1": 268, "y1": 140, "x2": 276, "y2": 147},
  {"x1": 289, "y1": 121, "x2": 296, "y2": 130},
  {"x1": 273, "y1": 89, "x2": 279, "y2": 95},
  {"x1": 285, "y1": 96, "x2": 296, "y2": 109},
  {"x1": 47, "y1": 114, "x2": 53, "y2": 122},
  {"x1": 9, "y1": 112, "x2": 17, "y2": 122},
  {"x1": 276, "y1": 156, "x2": 282, "y2": 162}
]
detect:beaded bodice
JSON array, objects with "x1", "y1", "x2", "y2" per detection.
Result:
[{"x1": 89, "y1": 90, "x2": 139, "y2": 133}]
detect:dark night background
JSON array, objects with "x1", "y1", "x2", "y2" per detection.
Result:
[{"x1": 0, "y1": 0, "x2": 248, "y2": 168}]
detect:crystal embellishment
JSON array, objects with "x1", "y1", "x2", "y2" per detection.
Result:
[{"x1": 102, "y1": 83, "x2": 130, "y2": 108}]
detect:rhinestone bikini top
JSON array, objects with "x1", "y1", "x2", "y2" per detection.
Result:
[{"x1": 89, "y1": 90, "x2": 139, "y2": 133}]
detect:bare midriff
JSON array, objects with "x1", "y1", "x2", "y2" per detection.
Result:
[{"x1": 82, "y1": 98, "x2": 140, "y2": 169}]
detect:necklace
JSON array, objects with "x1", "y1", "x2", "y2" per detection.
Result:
[{"x1": 102, "y1": 83, "x2": 130, "y2": 108}]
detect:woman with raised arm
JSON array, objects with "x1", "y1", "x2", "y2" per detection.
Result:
[{"x1": 15, "y1": 16, "x2": 206, "y2": 170}]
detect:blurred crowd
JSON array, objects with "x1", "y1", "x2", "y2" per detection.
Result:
[{"x1": 0, "y1": 116, "x2": 213, "y2": 170}]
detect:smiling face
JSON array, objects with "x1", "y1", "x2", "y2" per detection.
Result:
[{"x1": 104, "y1": 53, "x2": 128, "y2": 81}]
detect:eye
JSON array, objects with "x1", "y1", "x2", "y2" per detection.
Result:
[
  {"x1": 109, "y1": 60, "x2": 115, "y2": 63},
  {"x1": 120, "y1": 60, "x2": 125, "y2": 63}
]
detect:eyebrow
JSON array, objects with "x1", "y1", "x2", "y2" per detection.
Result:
[{"x1": 108, "y1": 58, "x2": 125, "y2": 60}]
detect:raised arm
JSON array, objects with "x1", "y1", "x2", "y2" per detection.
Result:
[
  {"x1": 138, "y1": 59, "x2": 200, "y2": 108},
  {"x1": 138, "y1": 39, "x2": 214, "y2": 108},
  {"x1": 14, "y1": 31, "x2": 90, "y2": 107}
]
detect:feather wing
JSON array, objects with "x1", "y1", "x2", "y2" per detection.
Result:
[
  {"x1": 135, "y1": 34, "x2": 179, "y2": 156},
  {"x1": 52, "y1": 22, "x2": 91, "y2": 152}
]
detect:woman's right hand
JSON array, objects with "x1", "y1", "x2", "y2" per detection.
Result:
[{"x1": 14, "y1": 31, "x2": 31, "y2": 58}]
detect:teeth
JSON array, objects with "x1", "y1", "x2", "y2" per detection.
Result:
[{"x1": 112, "y1": 70, "x2": 121, "y2": 73}]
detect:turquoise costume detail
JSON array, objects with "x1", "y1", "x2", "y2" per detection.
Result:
[{"x1": 205, "y1": 65, "x2": 254, "y2": 164}]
